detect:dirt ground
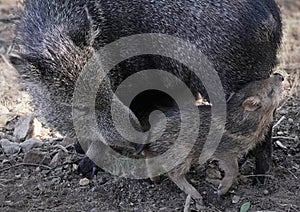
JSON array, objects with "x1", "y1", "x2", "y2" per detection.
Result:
[{"x1": 0, "y1": 0, "x2": 299, "y2": 211}]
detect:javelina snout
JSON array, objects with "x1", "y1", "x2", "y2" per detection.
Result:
[{"x1": 144, "y1": 74, "x2": 283, "y2": 205}]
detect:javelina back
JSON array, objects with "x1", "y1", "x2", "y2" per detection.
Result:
[
  {"x1": 144, "y1": 73, "x2": 283, "y2": 205},
  {"x1": 10, "y1": 0, "x2": 282, "y2": 177}
]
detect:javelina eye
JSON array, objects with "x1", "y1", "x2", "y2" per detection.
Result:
[{"x1": 268, "y1": 88, "x2": 275, "y2": 97}]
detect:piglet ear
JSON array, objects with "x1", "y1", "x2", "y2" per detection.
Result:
[{"x1": 242, "y1": 96, "x2": 261, "y2": 111}]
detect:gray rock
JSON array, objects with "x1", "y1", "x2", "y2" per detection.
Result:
[
  {"x1": 0, "y1": 139, "x2": 20, "y2": 155},
  {"x1": 23, "y1": 150, "x2": 51, "y2": 165},
  {"x1": 0, "y1": 133, "x2": 19, "y2": 143},
  {"x1": 60, "y1": 136, "x2": 74, "y2": 147},
  {"x1": 49, "y1": 151, "x2": 65, "y2": 168},
  {"x1": 13, "y1": 115, "x2": 34, "y2": 141},
  {"x1": 20, "y1": 138, "x2": 43, "y2": 153}
]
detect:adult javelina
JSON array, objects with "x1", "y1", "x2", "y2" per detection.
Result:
[
  {"x1": 11, "y1": 0, "x2": 282, "y2": 179},
  {"x1": 144, "y1": 73, "x2": 283, "y2": 205}
]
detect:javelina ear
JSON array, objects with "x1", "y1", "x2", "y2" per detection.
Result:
[{"x1": 242, "y1": 96, "x2": 262, "y2": 111}]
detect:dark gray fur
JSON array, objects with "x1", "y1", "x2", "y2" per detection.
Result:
[{"x1": 10, "y1": 0, "x2": 282, "y2": 176}]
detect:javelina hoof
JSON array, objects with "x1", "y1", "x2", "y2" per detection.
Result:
[
  {"x1": 74, "y1": 142, "x2": 85, "y2": 154},
  {"x1": 78, "y1": 157, "x2": 99, "y2": 178},
  {"x1": 195, "y1": 198, "x2": 204, "y2": 207},
  {"x1": 75, "y1": 142, "x2": 99, "y2": 178},
  {"x1": 149, "y1": 176, "x2": 161, "y2": 184},
  {"x1": 217, "y1": 183, "x2": 223, "y2": 200},
  {"x1": 216, "y1": 182, "x2": 233, "y2": 199},
  {"x1": 91, "y1": 164, "x2": 98, "y2": 178}
]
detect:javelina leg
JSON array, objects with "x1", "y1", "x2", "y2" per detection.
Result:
[
  {"x1": 254, "y1": 126, "x2": 273, "y2": 184},
  {"x1": 168, "y1": 171, "x2": 203, "y2": 206},
  {"x1": 144, "y1": 149, "x2": 161, "y2": 183},
  {"x1": 217, "y1": 157, "x2": 239, "y2": 195}
]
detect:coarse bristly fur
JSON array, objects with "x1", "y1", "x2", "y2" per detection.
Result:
[
  {"x1": 10, "y1": 0, "x2": 282, "y2": 178},
  {"x1": 144, "y1": 74, "x2": 283, "y2": 205},
  {"x1": 11, "y1": 0, "x2": 144, "y2": 149}
]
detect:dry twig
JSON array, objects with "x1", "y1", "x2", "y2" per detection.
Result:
[
  {"x1": 273, "y1": 116, "x2": 286, "y2": 129},
  {"x1": 273, "y1": 136, "x2": 298, "y2": 141},
  {"x1": 0, "y1": 17, "x2": 19, "y2": 23},
  {"x1": 184, "y1": 195, "x2": 191, "y2": 212}
]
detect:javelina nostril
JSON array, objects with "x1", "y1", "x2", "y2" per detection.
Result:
[{"x1": 273, "y1": 73, "x2": 284, "y2": 81}]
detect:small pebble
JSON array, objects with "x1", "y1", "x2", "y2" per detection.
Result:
[
  {"x1": 232, "y1": 195, "x2": 240, "y2": 204},
  {"x1": 288, "y1": 118, "x2": 294, "y2": 124},
  {"x1": 72, "y1": 164, "x2": 78, "y2": 172},
  {"x1": 277, "y1": 131, "x2": 284, "y2": 136},
  {"x1": 263, "y1": 189, "x2": 269, "y2": 195},
  {"x1": 79, "y1": 178, "x2": 90, "y2": 186},
  {"x1": 15, "y1": 174, "x2": 22, "y2": 179}
]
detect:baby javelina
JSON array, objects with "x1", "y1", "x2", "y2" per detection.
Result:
[{"x1": 143, "y1": 73, "x2": 283, "y2": 205}]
